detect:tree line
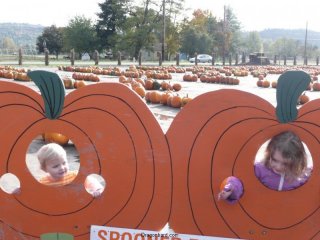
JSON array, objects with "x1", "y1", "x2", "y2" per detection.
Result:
[{"x1": 30, "y1": 0, "x2": 320, "y2": 61}]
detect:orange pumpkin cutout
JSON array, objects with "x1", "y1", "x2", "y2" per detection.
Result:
[
  {"x1": 0, "y1": 71, "x2": 171, "y2": 239},
  {"x1": 167, "y1": 71, "x2": 320, "y2": 239}
]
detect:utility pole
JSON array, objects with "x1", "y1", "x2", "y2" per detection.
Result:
[
  {"x1": 303, "y1": 21, "x2": 308, "y2": 65},
  {"x1": 161, "y1": 0, "x2": 165, "y2": 61},
  {"x1": 222, "y1": 5, "x2": 226, "y2": 66}
]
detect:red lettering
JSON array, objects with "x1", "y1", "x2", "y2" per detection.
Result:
[
  {"x1": 160, "y1": 237, "x2": 169, "y2": 240},
  {"x1": 171, "y1": 238, "x2": 181, "y2": 240},
  {"x1": 121, "y1": 232, "x2": 133, "y2": 240},
  {"x1": 97, "y1": 230, "x2": 108, "y2": 240},
  {"x1": 110, "y1": 231, "x2": 120, "y2": 240}
]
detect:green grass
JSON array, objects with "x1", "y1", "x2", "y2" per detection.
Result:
[{"x1": 1, "y1": 54, "x2": 319, "y2": 68}]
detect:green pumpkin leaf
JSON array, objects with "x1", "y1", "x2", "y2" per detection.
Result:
[
  {"x1": 27, "y1": 70, "x2": 65, "y2": 119},
  {"x1": 40, "y1": 232, "x2": 74, "y2": 240},
  {"x1": 276, "y1": 70, "x2": 311, "y2": 123}
]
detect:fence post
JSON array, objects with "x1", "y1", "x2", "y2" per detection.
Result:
[
  {"x1": 158, "y1": 52, "x2": 162, "y2": 66},
  {"x1": 117, "y1": 51, "x2": 121, "y2": 66},
  {"x1": 293, "y1": 56, "x2": 297, "y2": 65},
  {"x1": 241, "y1": 52, "x2": 246, "y2": 64},
  {"x1": 44, "y1": 48, "x2": 49, "y2": 66},
  {"x1": 304, "y1": 56, "x2": 308, "y2": 65},
  {"x1": 316, "y1": 56, "x2": 319, "y2": 66},
  {"x1": 18, "y1": 48, "x2": 22, "y2": 65},
  {"x1": 229, "y1": 54, "x2": 232, "y2": 65},
  {"x1": 70, "y1": 49, "x2": 75, "y2": 66},
  {"x1": 274, "y1": 55, "x2": 277, "y2": 65},
  {"x1": 176, "y1": 52, "x2": 180, "y2": 66},
  {"x1": 138, "y1": 51, "x2": 142, "y2": 66},
  {"x1": 93, "y1": 50, "x2": 99, "y2": 65},
  {"x1": 235, "y1": 53, "x2": 238, "y2": 65},
  {"x1": 212, "y1": 52, "x2": 215, "y2": 66},
  {"x1": 195, "y1": 52, "x2": 198, "y2": 66},
  {"x1": 283, "y1": 55, "x2": 286, "y2": 65}
]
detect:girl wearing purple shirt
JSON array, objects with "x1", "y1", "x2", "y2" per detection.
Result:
[{"x1": 218, "y1": 131, "x2": 310, "y2": 204}]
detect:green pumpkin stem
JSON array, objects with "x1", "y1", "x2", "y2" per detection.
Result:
[
  {"x1": 275, "y1": 70, "x2": 311, "y2": 123},
  {"x1": 27, "y1": 70, "x2": 65, "y2": 119}
]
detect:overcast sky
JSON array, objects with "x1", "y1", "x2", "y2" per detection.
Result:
[{"x1": 0, "y1": 0, "x2": 319, "y2": 32}]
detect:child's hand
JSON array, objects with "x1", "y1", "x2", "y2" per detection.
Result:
[
  {"x1": 218, "y1": 189, "x2": 232, "y2": 200},
  {"x1": 218, "y1": 183, "x2": 233, "y2": 201},
  {"x1": 91, "y1": 189, "x2": 103, "y2": 198},
  {"x1": 12, "y1": 187, "x2": 21, "y2": 195}
]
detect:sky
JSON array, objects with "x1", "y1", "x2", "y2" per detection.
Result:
[{"x1": 0, "y1": 0, "x2": 319, "y2": 32}]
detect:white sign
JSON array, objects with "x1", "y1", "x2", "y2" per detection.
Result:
[
  {"x1": 81, "y1": 52, "x2": 90, "y2": 61},
  {"x1": 90, "y1": 225, "x2": 239, "y2": 240}
]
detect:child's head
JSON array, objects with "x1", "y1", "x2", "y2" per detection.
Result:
[
  {"x1": 263, "y1": 131, "x2": 307, "y2": 178},
  {"x1": 37, "y1": 143, "x2": 69, "y2": 180}
]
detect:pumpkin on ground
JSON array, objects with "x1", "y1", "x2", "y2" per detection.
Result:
[
  {"x1": 43, "y1": 132, "x2": 69, "y2": 145},
  {"x1": 172, "y1": 83, "x2": 182, "y2": 92},
  {"x1": 298, "y1": 93, "x2": 310, "y2": 105},
  {"x1": 171, "y1": 95, "x2": 182, "y2": 108}
]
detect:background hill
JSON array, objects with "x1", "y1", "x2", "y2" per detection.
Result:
[
  {"x1": 259, "y1": 28, "x2": 320, "y2": 47},
  {"x1": 0, "y1": 23, "x2": 44, "y2": 48},
  {"x1": 0, "y1": 23, "x2": 320, "y2": 50}
]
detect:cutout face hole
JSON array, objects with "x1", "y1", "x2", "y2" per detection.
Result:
[
  {"x1": 26, "y1": 134, "x2": 80, "y2": 186},
  {"x1": 0, "y1": 173, "x2": 20, "y2": 194},
  {"x1": 255, "y1": 136, "x2": 312, "y2": 191},
  {"x1": 84, "y1": 174, "x2": 106, "y2": 197}
]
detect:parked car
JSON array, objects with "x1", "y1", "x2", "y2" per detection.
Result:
[
  {"x1": 189, "y1": 54, "x2": 212, "y2": 63},
  {"x1": 105, "y1": 51, "x2": 113, "y2": 59}
]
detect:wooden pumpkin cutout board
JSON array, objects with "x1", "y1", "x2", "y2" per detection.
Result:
[
  {"x1": 167, "y1": 70, "x2": 320, "y2": 240},
  {"x1": 0, "y1": 70, "x2": 318, "y2": 240},
  {"x1": 0, "y1": 71, "x2": 171, "y2": 239}
]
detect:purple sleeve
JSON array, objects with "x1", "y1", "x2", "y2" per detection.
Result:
[
  {"x1": 224, "y1": 176, "x2": 244, "y2": 204},
  {"x1": 254, "y1": 163, "x2": 263, "y2": 179}
]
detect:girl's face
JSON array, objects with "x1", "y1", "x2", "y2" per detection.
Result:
[
  {"x1": 269, "y1": 149, "x2": 290, "y2": 174},
  {"x1": 44, "y1": 156, "x2": 69, "y2": 180}
]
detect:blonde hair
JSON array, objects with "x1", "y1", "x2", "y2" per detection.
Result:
[
  {"x1": 262, "y1": 131, "x2": 307, "y2": 180},
  {"x1": 37, "y1": 143, "x2": 67, "y2": 170}
]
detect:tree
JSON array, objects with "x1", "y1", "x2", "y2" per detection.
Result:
[
  {"x1": 95, "y1": 0, "x2": 131, "y2": 51},
  {"x1": 161, "y1": 0, "x2": 186, "y2": 60},
  {"x1": 1, "y1": 37, "x2": 17, "y2": 50},
  {"x1": 241, "y1": 31, "x2": 262, "y2": 54},
  {"x1": 36, "y1": 25, "x2": 63, "y2": 59},
  {"x1": 179, "y1": 10, "x2": 217, "y2": 57},
  {"x1": 118, "y1": 2, "x2": 162, "y2": 59},
  {"x1": 270, "y1": 38, "x2": 300, "y2": 57},
  {"x1": 165, "y1": 22, "x2": 180, "y2": 60},
  {"x1": 63, "y1": 16, "x2": 98, "y2": 58},
  {"x1": 115, "y1": 0, "x2": 186, "y2": 60},
  {"x1": 216, "y1": 6, "x2": 241, "y2": 60}
]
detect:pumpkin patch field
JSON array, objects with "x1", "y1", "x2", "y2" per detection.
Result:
[
  {"x1": 2, "y1": 64, "x2": 320, "y2": 132},
  {"x1": 1, "y1": 64, "x2": 320, "y2": 239}
]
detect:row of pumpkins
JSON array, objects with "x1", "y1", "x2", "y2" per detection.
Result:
[
  {"x1": 145, "y1": 90, "x2": 192, "y2": 108},
  {"x1": 59, "y1": 65, "x2": 175, "y2": 80},
  {"x1": 255, "y1": 74, "x2": 312, "y2": 105},
  {"x1": 119, "y1": 76, "x2": 182, "y2": 93},
  {"x1": 118, "y1": 75, "x2": 192, "y2": 108},
  {"x1": 0, "y1": 66, "x2": 31, "y2": 81},
  {"x1": 183, "y1": 73, "x2": 240, "y2": 85}
]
